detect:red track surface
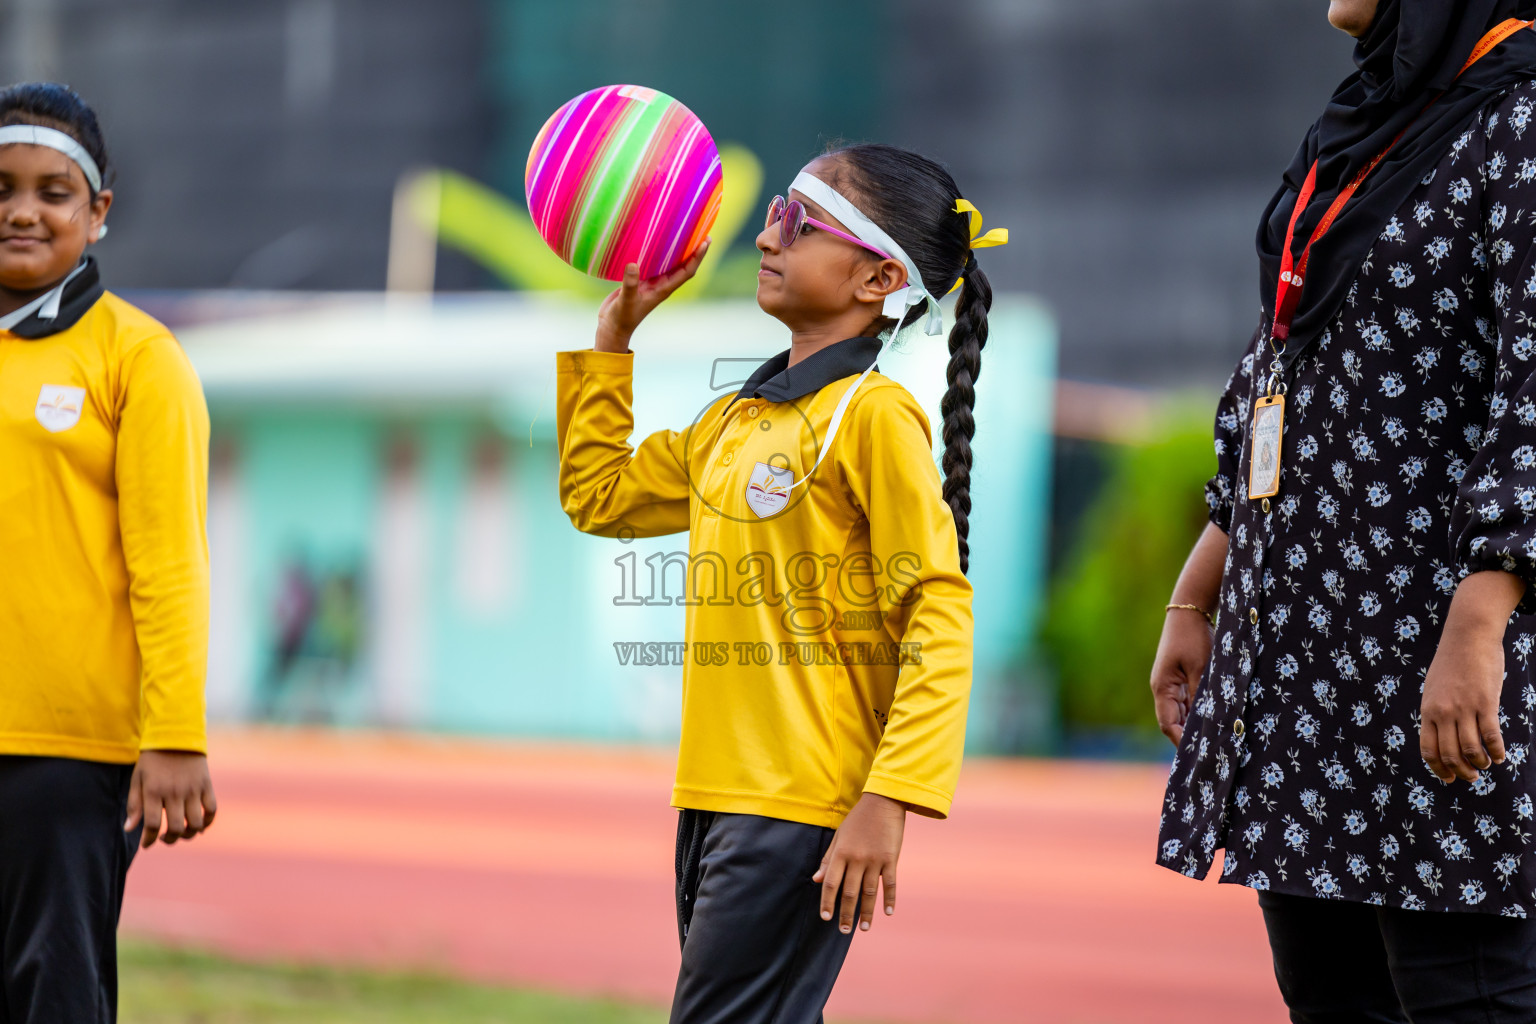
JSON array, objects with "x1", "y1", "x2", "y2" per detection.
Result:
[{"x1": 121, "y1": 730, "x2": 1286, "y2": 1023}]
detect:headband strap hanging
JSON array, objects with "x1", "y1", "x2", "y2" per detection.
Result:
[
  {"x1": 773, "y1": 176, "x2": 1012, "y2": 494},
  {"x1": 0, "y1": 124, "x2": 101, "y2": 193},
  {"x1": 780, "y1": 170, "x2": 932, "y2": 493}
]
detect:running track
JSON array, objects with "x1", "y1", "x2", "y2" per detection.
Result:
[{"x1": 121, "y1": 730, "x2": 1286, "y2": 1023}]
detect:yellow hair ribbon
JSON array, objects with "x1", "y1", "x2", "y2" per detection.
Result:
[
  {"x1": 947, "y1": 199, "x2": 1009, "y2": 293},
  {"x1": 954, "y1": 199, "x2": 1009, "y2": 248}
]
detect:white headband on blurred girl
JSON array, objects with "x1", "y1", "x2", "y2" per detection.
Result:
[{"x1": 0, "y1": 124, "x2": 102, "y2": 192}]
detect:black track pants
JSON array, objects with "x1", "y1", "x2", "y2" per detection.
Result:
[
  {"x1": 0, "y1": 756, "x2": 139, "y2": 1024},
  {"x1": 671, "y1": 810, "x2": 858, "y2": 1024}
]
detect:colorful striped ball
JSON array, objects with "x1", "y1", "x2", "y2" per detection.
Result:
[{"x1": 525, "y1": 85, "x2": 724, "y2": 282}]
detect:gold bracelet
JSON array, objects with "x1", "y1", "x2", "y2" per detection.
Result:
[{"x1": 1166, "y1": 602, "x2": 1216, "y2": 626}]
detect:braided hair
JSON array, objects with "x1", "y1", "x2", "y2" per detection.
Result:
[
  {"x1": 0, "y1": 83, "x2": 112, "y2": 194},
  {"x1": 821, "y1": 143, "x2": 992, "y2": 574}
]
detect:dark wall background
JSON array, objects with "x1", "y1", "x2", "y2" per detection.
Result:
[
  {"x1": 6, "y1": 0, "x2": 492, "y2": 290},
  {"x1": 899, "y1": 1, "x2": 1349, "y2": 386},
  {"x1": 3, "y1": 0, "x2": 1351, "y2": 386},
  {"x1": 483, "y1": 0, "x2": 892, "y2": 220}
]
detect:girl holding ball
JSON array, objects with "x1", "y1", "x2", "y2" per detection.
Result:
[{"x1": 557, "y1": 142, "x2": 1002, "y2": 1022}]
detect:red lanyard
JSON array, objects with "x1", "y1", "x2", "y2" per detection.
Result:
[{"x1": 1271, "y1": 17, "x2": 1533, "y2": 345}]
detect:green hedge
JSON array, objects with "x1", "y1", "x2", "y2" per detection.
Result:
[{"x1": 1040, "y1": 408, "x2": 1217, "y2": 734}]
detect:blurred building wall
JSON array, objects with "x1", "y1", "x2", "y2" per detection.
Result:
[{"x1": 181, "y1": 295, "x2": 1057, "y2": 751}]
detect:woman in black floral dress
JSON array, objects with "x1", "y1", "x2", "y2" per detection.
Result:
[{"x1": 1151, "y1": 1, "x2": 1536, "y2": 1018}]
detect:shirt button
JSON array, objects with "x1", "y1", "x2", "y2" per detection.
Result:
[
  {"x1": 722, "y1": 452, "x2": 734, "y2": 465},
  {"x1": 1249, "y1": 607, "x2": 1259, "y2": 625},
  {"x1": 1233, "y1": 718, "x2": 1245, "y2": 737},
  {"x1": 1261, "y1": 498, "x2": 1271, "y2": 513},
  {"x1": 747, "y1": 406, "x2": 759, "y2": 418}
]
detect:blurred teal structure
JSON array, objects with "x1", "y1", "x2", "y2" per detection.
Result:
[{"x1": 184, "y1": 295, "x2": 1055, "y2": 751}]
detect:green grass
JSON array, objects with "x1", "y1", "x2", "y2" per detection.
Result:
[{"x1": 118, "y1": 942, "x2": 668, "y2": 1024}]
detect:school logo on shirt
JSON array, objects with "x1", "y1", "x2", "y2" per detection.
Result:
[
  {"x1": 34, "y1": 385, "x2": 85, "y2": 433},
  {"x1": 744, "y1": 462, "x2": 794, "y2": 519}
]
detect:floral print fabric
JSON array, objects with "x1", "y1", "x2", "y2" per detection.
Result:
[{"x1": 1158, "y1": 80, "x2": 1536, "y2": 915}]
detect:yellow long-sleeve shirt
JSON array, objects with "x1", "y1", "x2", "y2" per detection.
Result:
[
  {"x1": 0, "y1": 288, "x2": 210, "y2": 763},
  {"x1": 556, "y1": 337, "x2": 973, "y2": 826}
]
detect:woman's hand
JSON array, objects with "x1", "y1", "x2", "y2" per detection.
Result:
[
  {"x1": 1150, "y1": 522, "x2": 1228, "y2": 745},
  {"x1": 125, "y1": 749, "x2": 217, "y2": 849},
  {"x1": 1420, "y1": 570, "x2": 1524, "y2": 783},
  {"x1": 814, "y1": 792, "x2": 906, "y2": 935},
  {"x1": 1151, "y1": 608, "x2": 1214, "y2": 744},
  {"x1": 593, "y1": 240, "x2": 711, "y2": 353}
]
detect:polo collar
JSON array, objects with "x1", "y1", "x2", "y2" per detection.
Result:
[
  {"x1": 722, "y1": 336, "x2": 883, "y2": 417},
  {"x1": 0, "y1": 257, "x2": 104, "y2": 338}
]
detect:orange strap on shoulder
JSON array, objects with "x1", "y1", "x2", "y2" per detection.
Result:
[
  {"x1": 1271, "y1": 17, "x2": 1533, "y2": 343},
  {"x1": 1462, "y1": 17, "x2": 1533, "y2": 76}
]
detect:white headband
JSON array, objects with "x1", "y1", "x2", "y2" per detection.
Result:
[
  {"x1": 0, "y1": 124, "x2": 102, "y2": 193},
  {"x1": 790, "y1": 170, "x2": 944, "y2": 337}
]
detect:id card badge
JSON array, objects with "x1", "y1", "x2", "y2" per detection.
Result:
[{"x1": 1248, "y1": 394, "x2": 1285, "y2": 500}]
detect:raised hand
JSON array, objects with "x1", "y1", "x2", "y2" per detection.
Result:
[{"x1": 594, "y1": 239, "x2": 711, "y2": 352}]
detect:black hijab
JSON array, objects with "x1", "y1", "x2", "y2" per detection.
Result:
[{"x1": 1257, "y1": 0, "x2": 1536, "y2": 372}]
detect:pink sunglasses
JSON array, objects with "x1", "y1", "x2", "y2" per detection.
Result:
[{"x1": 765, "y1": 195, "x2": 892, "y2": 260}]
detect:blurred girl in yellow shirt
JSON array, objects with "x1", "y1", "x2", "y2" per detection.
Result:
[
  {"x1": 557, "y1": 143, "x2": 1003, "y2": 1023},
  {"x1": 0, "y1": 83, "x2": 216, "y2": 1023}
]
